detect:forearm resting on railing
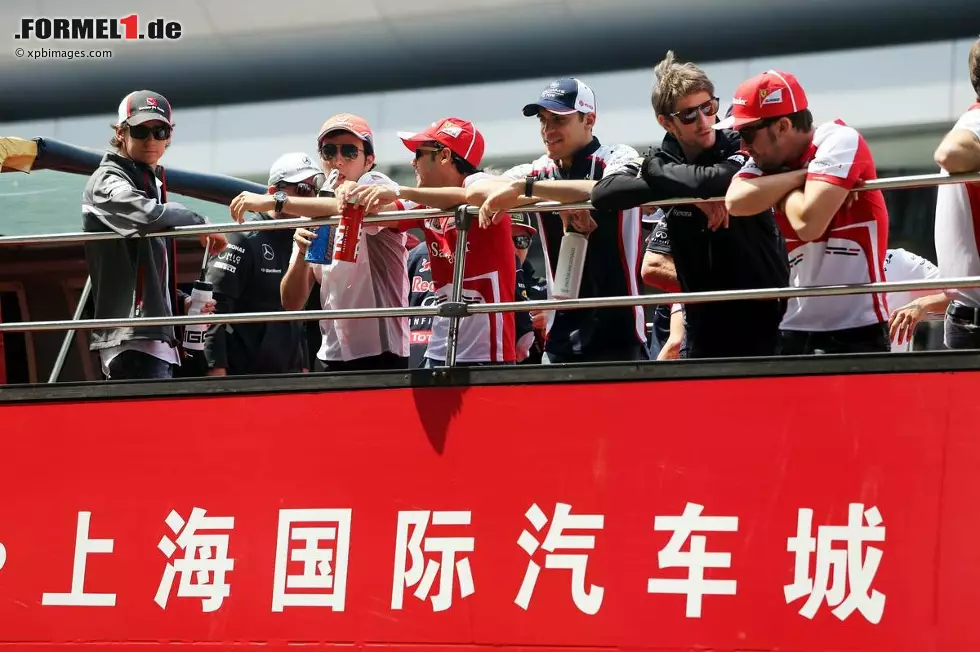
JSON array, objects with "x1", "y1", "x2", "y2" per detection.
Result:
[{"x1": 725, "y1": 169, "x2": 806, "y2": 216}]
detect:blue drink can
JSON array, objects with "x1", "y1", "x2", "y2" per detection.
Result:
[{"x1": 304, "y1": 225, "x2": 333, "y2": 264}]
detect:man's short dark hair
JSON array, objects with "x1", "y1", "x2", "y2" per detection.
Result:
[
  {"x1": 786, "y1": 109, "x2": 813, "y2": 133},
  {"x1": 969, "y1": 36, "x2": 980, "y2": 99}
]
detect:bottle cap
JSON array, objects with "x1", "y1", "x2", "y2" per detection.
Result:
[{"x1": 193, "y1": 280, "x2": 214, "y2": 292}]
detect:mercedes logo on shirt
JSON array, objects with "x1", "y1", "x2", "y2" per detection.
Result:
[{"x1": 262, "y1": 244, "x2": 275, "y2": 261}]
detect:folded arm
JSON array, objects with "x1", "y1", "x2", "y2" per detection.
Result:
[
  {"x1": 725, "y1": 169, "x2": 807, "y2": 216},
  {"x1": 780, "y1": 179, "x2": 849, "y2": 242},
  {"x1": 934, "y1": 128, "x2": 980, "y2": 174}
]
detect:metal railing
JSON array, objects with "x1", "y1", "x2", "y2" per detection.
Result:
[{"x1": 2, "y1": 169, "x2": 979, "y2": 382}]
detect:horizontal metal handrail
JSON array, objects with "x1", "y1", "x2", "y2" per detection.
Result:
[
  {"x1": 2, "y1": 170, "x2": 978, "y2": 248},
  {"x1": 0, "y1": 207, "x2": 453, "y2": 246},
  {"x1": 1, "y1": 276, "x2": 975, "y2": 334}
]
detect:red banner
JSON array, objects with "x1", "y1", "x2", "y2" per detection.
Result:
[{"x1": 1, "y1": 371, "x2": 980, "y2": 650}]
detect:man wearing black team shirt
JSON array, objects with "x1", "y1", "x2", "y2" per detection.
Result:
[
  {"x1": 467, "y1": 77, "x2": 647, "y2": 363},
  {"x1": 592, "y1": 52, "x2": 788, "y2": 358},
  {"x1": 407, "y1": 239, "x2": 436, "y2": 368}
]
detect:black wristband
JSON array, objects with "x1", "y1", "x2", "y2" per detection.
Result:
[{"x1": 524, "y1": 176, "x2": 535, "y2": 199}]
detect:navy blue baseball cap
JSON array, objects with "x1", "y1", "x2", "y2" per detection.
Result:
[{"x1": 522, "y1": 78, "x2": 597, "y2": 117}]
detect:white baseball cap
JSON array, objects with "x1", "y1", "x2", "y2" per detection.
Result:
[{"x1": 268, "y1": 152, "x2": 322, "y2": 186}]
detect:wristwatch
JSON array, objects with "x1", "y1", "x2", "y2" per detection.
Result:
[
  {"x1": 273, "y1": 190, "x2": 288, "y2": 214},
  {"x1": 524, "y1": 175, "x2": 535, "y2": 198}
]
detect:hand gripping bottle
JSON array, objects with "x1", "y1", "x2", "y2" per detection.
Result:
[
  {"x1": 182, "y1": 280, "x2": 213, "y2": 351},
  {"x1": 305, "y1": 168, "x2": 340, "y2": 264},
  {"x1": 333, "y1": 194, "x2": 365, "y2": 263},
  {"x1": 552, "y1": 226, "x2": 588, "y2": 300}
]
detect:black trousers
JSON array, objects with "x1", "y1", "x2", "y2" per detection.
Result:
[
  {"x1": 314, "y1": 351, "x2": 409, "y2": 372},
  {"x1": 944, "y1": 301, "x2": 980, "y2": 350},
  {"x1": 778, "y1": 322, "x2": 890, "y2": 355}
]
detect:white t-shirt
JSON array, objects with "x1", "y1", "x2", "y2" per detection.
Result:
[
  {"x1": 935, "y1": 105, "x2": 980, "y2": 307},
  {"x1": 883, "y1": 248, "x2": 941, "y2": 352},
  {"x1": 290, "y1": 170, "x2": 409, "y2": 362}
]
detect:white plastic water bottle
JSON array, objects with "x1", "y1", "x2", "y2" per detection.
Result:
[
  {"x1": 182, "y1": 280, "x2": 213, "y2": 351},
  {"x1": 552, "y1": 230, "x2": 588, "y2": 300}
]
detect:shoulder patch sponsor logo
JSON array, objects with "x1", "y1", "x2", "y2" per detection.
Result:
[
  {"x1": 761, "y1": 88, "x2": 783, "y2": 105},
  {"x1": 727, "y1": 153, "x2": 747, "y2": 166}
]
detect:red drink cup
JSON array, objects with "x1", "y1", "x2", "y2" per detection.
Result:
[{"x1": 333, "y1": 200, "x2": 365, "y2": 263}]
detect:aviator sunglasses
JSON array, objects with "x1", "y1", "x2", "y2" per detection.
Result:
[
  {"x1": 319, "y1": 142, "x2": 363, "y2": 161},
  {"x1": 669, "y1": 97, "x2": 720, "y2": 125},
  {"x1": 128, "y1": 124, "x2": 172, "y2": 141}
]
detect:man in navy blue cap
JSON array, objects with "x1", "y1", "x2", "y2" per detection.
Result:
[{"x1": 467, "y1": 77, "x2": 648, "y2": 364}]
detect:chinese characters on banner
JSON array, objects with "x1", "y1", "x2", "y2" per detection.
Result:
[{"x1": 25, "y1": 502, "x2": 885, "y2": 622}]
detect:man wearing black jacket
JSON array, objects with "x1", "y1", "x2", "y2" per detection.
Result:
[
  {"x1": 591, "y1": 52, "x2": 788, "y2": 358},
  {"x1": 203, "y1": 153, "x2": 316, "y2": 376},
  {"x1": 82, "y1": 89, "x2": 234, "y2": 381}
]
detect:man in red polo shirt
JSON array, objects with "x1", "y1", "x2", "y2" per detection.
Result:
[
  {"x1": 350, "y1": 117, "x2": 516, "y2": 366},
  {"x1": 723, "y1": 70, "x2": 890, "y2": 355}
]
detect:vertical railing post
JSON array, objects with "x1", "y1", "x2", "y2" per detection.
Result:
[
  {"x1": 443, "y1": 204, "x2": 473, "y2": 368},
  {"x1": 48, "y1": 276, "x2": 92, "y2": 383}
]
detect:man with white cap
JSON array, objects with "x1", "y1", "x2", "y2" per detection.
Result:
[
  {"x1": 203, "y1": 152, "x2": 321, "y2": 376},
  {"x1": 724, "y1": 70, "x2": 891, "y2": 355},
  {"x1": 231, "y1": 114, "x2": 410, "y2": 372}
]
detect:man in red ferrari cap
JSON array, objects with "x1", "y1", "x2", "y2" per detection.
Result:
[
  {"x1": 723, "y1": 70, "x2": 891, "y2": 355},
  {"x1": 349, "y1": 117, "x2": 517, "y2": 366}
]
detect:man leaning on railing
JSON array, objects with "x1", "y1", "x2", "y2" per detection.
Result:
[
  {"x1": 466, "y1": 78, "x2": 648, "y2": 364},
  {"x1": 934, "y1": 36, "x2": 980, "y2": 350},
  {"x1": 82, "y1": 90, "x2": 238, "y2": 381},
  {"x1": 591, "y1": 51, "x2": 789, "y2": 359}
]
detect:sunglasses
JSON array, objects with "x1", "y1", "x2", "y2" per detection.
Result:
[
  {"x1": 319, "y1": 143, "x2": 363, "y2": 161},
  {"x1": 414, "y1": 145, "x2": 442, "y2": 160},
  {"x1": 128, "y1": 124, "x2": 171, "y2": 141},
  {"x1": 669, "y1": 97, "x2": 720, "y2": 125},
  {"x1": 278, "y1": 176, "x2": 323, "y2": 198},
  {"x1": 737, "y1": 117, "x2": 781, "y2": 146},
  {"x1": 513, "y1": 235, "x2": 532, "y2": 250}
]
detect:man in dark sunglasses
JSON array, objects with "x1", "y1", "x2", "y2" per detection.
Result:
[
  {"x1": 591, "y1": 52, "x2": 789, "y2": 359},
  {"x1": 233, "y1": 113, "x2": 411, "y2": 372},
  {"x1": 202, "y1": 152, "x2": 321, "y2": 377},
  {"x1": 724, "y1": 70, "x2": 891, "y2": 355},
  {"x1": 81, "y1": 89, "x2": 239, "y2": 381}
]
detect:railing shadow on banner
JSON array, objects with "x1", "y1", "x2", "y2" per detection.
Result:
[{"x1": 2, "y1": 169, "x2": 980, "y2": 382}]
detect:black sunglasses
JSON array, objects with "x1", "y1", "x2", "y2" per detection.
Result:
[
  {"x1": 513, "y1": 235, "x2": 532, "y2": 250},
  {"x1": 669, "y1": 97, "x2": 720, "y2": 125},
  {"x1": 128, "y1": 124, "x2": 171, "y2": 141},
  {"x1": 737, "y1": 117, "x2": 782, "y2": 146},
  {"x1": 319, "y1": 143, "x2": 363, "y2": 161},
  {"x1": 277, "y1": 175, "x2": 323, "y2": 198},
  {"x1": 414, "y1": 145, "x2": 442, "y2": 160}
]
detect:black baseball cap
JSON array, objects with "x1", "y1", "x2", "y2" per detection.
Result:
[{"x1": 117, "y1": 90, "x2": 173, "y2": 127}]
